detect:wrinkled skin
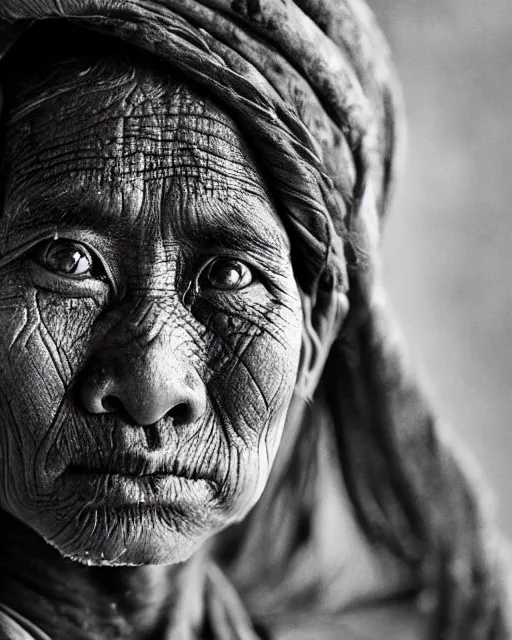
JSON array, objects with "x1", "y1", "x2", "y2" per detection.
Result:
[
  {"x1": 0, "y1": 51, "x2": 303, "y2": 567},
  {"x1": 0, "y1": 33, "x2": 428, "y2": 640}
]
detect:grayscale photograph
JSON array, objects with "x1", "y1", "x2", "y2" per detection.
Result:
[{"x1": 0, "y1": 1, "x2": 510, "y2": 639}]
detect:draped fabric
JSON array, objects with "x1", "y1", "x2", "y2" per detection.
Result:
[
  {"x1": 0, "y1": 2, "x2": 510, "y2": 639},
  {"x1": 0, "y1": 604, "x2": 52, "y2": 640}
]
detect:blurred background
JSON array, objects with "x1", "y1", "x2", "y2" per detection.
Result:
[{"x1": 368, "y1": 0, "x2": 512, "y2": 537}]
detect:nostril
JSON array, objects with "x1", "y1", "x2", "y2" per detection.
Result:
[
  {"x1": 168, "y1": 402, "x2": 191, "y2": 426},
  {"x1": 102, "y1": 395, "x2": 124, "y2": 413}
]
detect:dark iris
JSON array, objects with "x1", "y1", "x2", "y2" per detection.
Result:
[
  {"x1": 204, "y1": 258, "x2": 253, "y2": 290},
  {"x1": 38, "y1": 240, "x2": 99, "y2": 278}
]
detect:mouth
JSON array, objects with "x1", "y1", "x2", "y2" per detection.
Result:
[
  {"x1": 68, "y1": 451, "x2": 205, "y2": 480},
  {"x1": 64, "y1": 451, "x2": 219, "y2": 506}
]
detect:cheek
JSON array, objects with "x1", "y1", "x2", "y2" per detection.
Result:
[
  {"x1": 0, "y1": 265, "x2": 100, "y2": 513},
  {"x1": 205, "y1": 296, "x2": 302, "y2": 513}
]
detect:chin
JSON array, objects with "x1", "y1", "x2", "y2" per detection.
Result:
[
  {"x1": 20, "y1": 468, "x2": 228, "y2": 565},
  {"x1": 42, "y1": 503, "x2": 218, "y2": 566},
  {"x1": 8, "y1": 468, "x2": 263, "y2": 566}
]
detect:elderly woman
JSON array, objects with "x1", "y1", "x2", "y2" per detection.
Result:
[{"x1": 0, "y1": 1, "x2": 509, "y2": 639}]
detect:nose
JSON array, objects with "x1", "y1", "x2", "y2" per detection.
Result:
[{"x1": 79, "y1": 342, "x2": 207, "y2": 427}]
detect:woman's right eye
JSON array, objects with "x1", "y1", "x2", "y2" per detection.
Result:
[
  {"x1": 34, "y1": 239, "x2": 107, "y2": 280},
  {"x1": 200, "y1": 257, "x2": 255, "y2": 291}
]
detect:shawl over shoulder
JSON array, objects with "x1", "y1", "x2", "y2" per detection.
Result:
[
  {"x1": 0, "y1": 2, "x2": 510, "y2": 639},
  {"x1": 0, "y1": 604, "x2": 52, "y2": 640}
]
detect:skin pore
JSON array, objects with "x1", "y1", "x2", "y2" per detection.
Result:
[{"x1": 0, "y1": 41, "x2": 306, "y2": 638}]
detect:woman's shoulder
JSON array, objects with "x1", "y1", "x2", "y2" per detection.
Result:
[{"x1": 0, "y1": 605, "x2": 51, "y2": 640}]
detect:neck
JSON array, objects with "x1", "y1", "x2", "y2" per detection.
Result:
[{"x1": 0, "y1": 510, "x2": 207, "y2": 640}]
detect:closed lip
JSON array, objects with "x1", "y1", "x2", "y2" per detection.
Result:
[
  {"x1": 64, "y1": 467, "x2": 218, "y2": 507},
  {"x1": 67, "y1": 451, "x2": 215, "y2": 486}
]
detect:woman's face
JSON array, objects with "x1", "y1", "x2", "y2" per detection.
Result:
[{"x1": 0, "y1": 64, "x2": 303, "y2": 565}]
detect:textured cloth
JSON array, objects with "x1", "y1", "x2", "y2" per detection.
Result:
[
  {"x1": 0, "y1": 604, "x2": 52, "y2": 640},
  {"x1": 0, "y1": 2, "x2": 510, "y2": 639}
]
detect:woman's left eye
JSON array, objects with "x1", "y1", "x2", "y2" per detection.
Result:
[
  {"x1": 202, "y1": 258, "x2": 254, "y2": 291},
  {"x1": 36, "y1": 240, "x2": 104, "y2": 279}
]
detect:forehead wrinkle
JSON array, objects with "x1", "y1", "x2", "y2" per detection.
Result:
[
  {"x1": 6, "y1": 81, "x2": 269, "y2": 193},
  {"x1": 4, "y1": 70, "x2": 284, "y2": 258}
]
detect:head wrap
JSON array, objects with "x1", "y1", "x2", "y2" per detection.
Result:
[{"x1": 0, "y1": 2, "x2": 509, "y2": 639}]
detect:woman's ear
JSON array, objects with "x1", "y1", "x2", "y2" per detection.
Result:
[{"x1": 294, "y1": 284, "x2": 349, "y2": 401}]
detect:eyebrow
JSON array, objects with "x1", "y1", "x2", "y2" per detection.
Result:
[
  {"x1": 168, "y1": 188, "x2": 291, "y2": 266},
  {"x1": 5, "y1": 183, "x2": 290, "y2": 266},
  {"x1": 6, "y1": 192, "x2": 126, "y2": 241}
]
